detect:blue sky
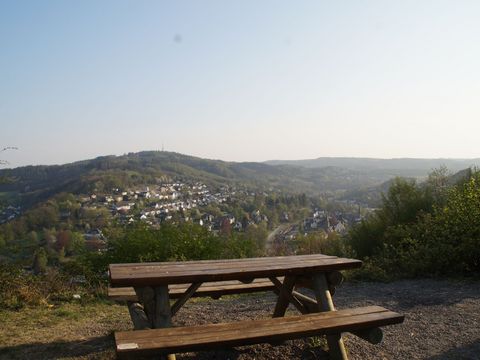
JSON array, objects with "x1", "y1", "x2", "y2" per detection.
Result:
[{"x1": 1, "y1": 1, "x2": 480, "y2": 167}]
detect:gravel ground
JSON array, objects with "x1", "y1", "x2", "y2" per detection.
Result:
[
  {"x1": 173, "y1": 279, "x2": 480, "y2": 360},
  {"x1": 1, "y1": 278, "x2": 479, "y2": 360}
]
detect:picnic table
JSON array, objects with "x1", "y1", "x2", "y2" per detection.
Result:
[{"x1": 109, "y1": 254, "x2": 404, "y2": 359}]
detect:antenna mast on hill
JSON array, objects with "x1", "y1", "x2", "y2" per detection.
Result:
[{"x1": 162, "y1": 142, "x2": 164, "y2": 152}]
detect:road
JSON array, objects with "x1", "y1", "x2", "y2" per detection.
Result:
[{"x1": 265, "y1": 224, "x2": 295, "y2": 254}]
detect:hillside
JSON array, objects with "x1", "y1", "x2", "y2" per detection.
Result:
[
  {"x1": 1, "y1": 152, "x2": 477, "y2": 212},
  {"x1": 266, "y1": 157, "x2": 480, "y2": 175},
  {"x1": 0, "y1": 152, "x2": 287, "y2": 208},
  {"x1": 0, "y1": 152, "x2": 409, "y2": 210}
]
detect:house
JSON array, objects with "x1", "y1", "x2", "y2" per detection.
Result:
[
  {"x1": 60, "y1": 211, "x2": 71, "y2": 220},
  {"x1": 139, "y1": 191, "x2": 151, "y2": 199},
  {"x1": 84, "y1": 228, "x2": 105, "y2": 240},
  {"x1": 115, "y1": 202, "x2": 131, "y2": 213},
  {"x1": 202, "y1": 214, "x2": 214, "y2": 223},
  {"x1": 233, "y1": 221, "x2": 243, "y2": 231}
]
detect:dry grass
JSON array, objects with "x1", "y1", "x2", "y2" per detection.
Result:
[{"x1": 0, "y1": 302, "x2": 130, "y2": 359}]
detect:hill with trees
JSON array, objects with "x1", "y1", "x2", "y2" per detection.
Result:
[
  {"x1": 3, "y1": 152, "x2": 477, "y2": 211},
  {"x1": 266, "y1": 157, "x2": 480, "y2": 175}
]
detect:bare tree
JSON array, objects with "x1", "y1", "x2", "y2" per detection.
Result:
[
  {"x1": 0, "y1": 147, "x2": 18, "y2": 184},
  {"x1": 0, "y1": 147, "x2": 18, "y2": 166}
]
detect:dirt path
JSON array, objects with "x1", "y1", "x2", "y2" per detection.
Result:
[
  {"x1": 1, "y1": 279, "x2": 479, "y2": 359},
  {"x1": 265, "y1": 224, "x2": 293, "y2": 254}
]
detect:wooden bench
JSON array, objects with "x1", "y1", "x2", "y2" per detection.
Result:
[
  {"x1": 108, "y1": 277, "x2": 280, "y2": 302},
  {"x1": 115, "y1": 305, "x2": 404, "y2": 359}
]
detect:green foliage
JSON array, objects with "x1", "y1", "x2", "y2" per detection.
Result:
[
  {"x1": 78, "y1": 222, "x2": 266, "y2": 277},
  {"x1": 348, "y1": 177, "x2": 433, "y2": 260},
  {"x1": 414, "y1": 174, "x2": 480, "y2": 274},
  {"x1": 110, "y1": 223, "x2": 222, "y2": 262},
  {"x1": 347, "y1": 169, "x2": 480, "y2": 278},
  {"x1": 296, "y1": 232, "x2": 345, "y2": 256},
  {"x1": 243, "y1": 223, "x2": 268, "y2": 252},
  {"x1": 380, "y1": 178, "x2": 433, "y2": 224}
]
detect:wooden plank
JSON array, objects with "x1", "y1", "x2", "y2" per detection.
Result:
[
  {"x1": 110, "y1": 254, "x2": 335, "y2": 268},
  {"x1": 110, "y1": 259, "x2": 342, "y2": 278},
  {"x1": 110, "y1": 257, "x2": 343, "y2": 276},
  {"x1": 290, "y1": 291, "x2": 384, "y2": 345},
  {"x1": 109, "y1": 255, "x2": 362, "y2": 287},
  {"x1": 115, "y1": 306, "x2": 404, "y2": 359},
  {"x1": 108, "y1": 278, "x2": 281, "y2": 302},
  {"x1": 109, "y1": 255, "x2": 342, "y2": 274}
]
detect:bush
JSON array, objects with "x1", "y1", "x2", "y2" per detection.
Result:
[
  {"x1": 77, "y1": 222, "x2": 266, "y2": 278},
  {"x1": 0, "y1": 263, "x2": 100, "y2": 310},
  {"x1": 346, "y1": 169, "x2": 480, "y2": 279},
  {"x1": 0, "y1": 264, "x2": 46, "y2": 309}
]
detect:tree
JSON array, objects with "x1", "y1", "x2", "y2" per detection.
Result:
[
  {"x1": 348, "y1": 177, "x2": 433, "y2": 259},
  {"x1": 33, "y1": 247, "x2": 48, "y2": 274},
  {"x1": 55, "y1": 230, "x2": 71, "y2": 252},
  {"x1": 296, "y1": 231, "x2": 344, "y2": 256},
  {"x1": 70, "y1": 232, "x2": 86, "y2": 255},
  {"x1": 416, "y1": 174, "x2": 480, "y2": 274}
]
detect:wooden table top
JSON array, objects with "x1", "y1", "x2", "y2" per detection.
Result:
[{"x1": 109, "y1": 254, "x2": 362, "y2": 287}]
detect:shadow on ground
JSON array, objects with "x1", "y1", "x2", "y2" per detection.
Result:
[
  {"x1": 0, "y1": 338, "x2": 327, "y2": 360},
  {"x1": 332, "y1": 279, "x2": 480, "y2": 311},
  {"x1": 425, "y1": 340, "x2": 480, "y2": 360},
  {"x1": 0, "y1": 335, "x2": 114, "y2": 360}
]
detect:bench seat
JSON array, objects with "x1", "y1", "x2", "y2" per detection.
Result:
[
  {"x1": 115, "y1": 305, "x2": 404, "y2": 359},
  {"x1": 108, "y1": 277, "x2": 280, "y2": 301}
]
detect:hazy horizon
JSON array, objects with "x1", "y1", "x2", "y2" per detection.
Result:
[
  {"x1": 2, "y1": 149, "x2": 480, "y2": 170},
  {"x1": 2, "y1": 1, "x2": 480, "y2": 167}
]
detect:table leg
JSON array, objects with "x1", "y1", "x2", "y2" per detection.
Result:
[
  {"x1": 154, "y1": 286, "x2": 176, "y2": 360},
  {"x1": 272, "y1": 275, "x2": 296, "y2": 317},
  {"x1": 134, "y1": 287, "x2": 156, "y2": 327},
  {"x1": 311, "y1": 273, "x2": 348, "y2": 360},
  {"x1": 133, "y1": 286, "x2": 176, "y2": 360}
]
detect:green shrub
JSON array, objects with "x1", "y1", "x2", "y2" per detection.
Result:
[{"x1": 346, "y1": 169, "x2": 480, "y2": 279}]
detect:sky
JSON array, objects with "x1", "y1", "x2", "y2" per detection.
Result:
[{"x1": 1, "y1": 0, "x2": 480, "y2": 167}]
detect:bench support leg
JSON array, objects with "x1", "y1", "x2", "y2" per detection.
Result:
[
  {"x1": 311, "y1": 273, "x2": 348, "y2": 360},
  {"x1": 270, "y1": 276, "x2": 307, "y2": 315},
  {"x1": 127, "y1": 301, "x2": 151, "y2": 330},
  {"x1": 171, "y1": 282, "x2": 202, "y2": 316},
  {"x1": 272, "y1": 275, "x2": 296, "y2": 317}
]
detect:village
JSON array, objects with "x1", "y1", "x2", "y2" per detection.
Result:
[
  {"x1": 0, "y1": 179, "x2": 368, "y2": 252},
  {"x1": 74, "y1": 180, "x2": 366, "y2": 245}
]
